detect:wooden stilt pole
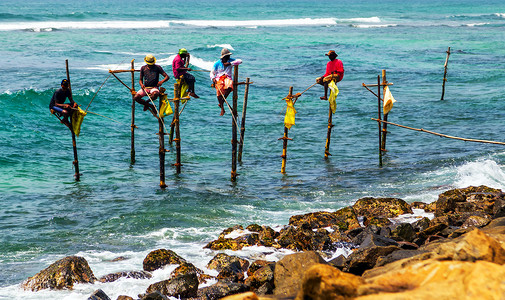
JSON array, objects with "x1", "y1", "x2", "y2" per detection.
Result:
[
  {"x1": 231, "y1": 65, "x2": 239, "y2": 181},
  {"x1": 324, "y1": 103, "x2": 333, "y2": 159},
  {"x1": 158, "y1": 93, "x2": 167, "y2": 189},
  {"x1": 381, "y1": 70, "x2": 388, "y2": 153},
  {"x1": 280, "y1": 86, "x2": 294, "y2": 173},
  {"x1": 173, "y1": 82, "x2": 182, "y2": 174},
  {"x1": 169, "y1": 110, "x2": 175, "y2": 146},
  {"x1": 65, "y1": 59, "x2": 80, "y2": 181},
  {"x1": 238, "y1": 77, "x2": 250, "y2": 163},
  {"x1": 130, "y1": 59, "x2": 136, "y2": 165},
  {"x1": 441, "y1": 47, "x2": 451, "y2": 101},
  {"x1": 377, "y1": 75, "x2": 383, "y2": 167}
]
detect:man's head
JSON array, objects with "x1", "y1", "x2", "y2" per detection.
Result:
[
  {"x1": 220, "y1": 48, "x2": 232, "y2": 62},
  {"x1": 144, "y1": 54, "x2": 156, "y2": 65},
  {"x1": 61, "y1": 79, "x2": 69, "y2": 90},
  {"x1": 325, "y1": 50, "x2": 338, "y2": 60},
  {"x1": 179, "y1": 48, "x2": 188, "y2": 58}
]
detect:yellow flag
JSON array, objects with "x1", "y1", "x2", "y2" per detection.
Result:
[
  {"x1": 328, "y1": 80, "x2": 339, "y2": 114},
  {"x1": 159, "y1": 94, "x2": 173, "y2": 118},
  {"x1": 71, "y1": 107, "x2": 87, "y2": 137},
  {"x1": 284, "y1": 97, "x2": 296, "y2": 129},
  {"x1": 383, "y1": 86, "x2": 396, "y2": 114}
]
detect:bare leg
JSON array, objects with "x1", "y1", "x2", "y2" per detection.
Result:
[
  {"x1": 320, "y1": 83, "x2": 328, "y2": 100},
  {"x1": 218, "y1": 96, "x2": 225, "y2": 116}
]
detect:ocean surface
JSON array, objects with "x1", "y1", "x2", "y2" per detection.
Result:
[{"x1": 1, "y1": 0, "x2": 505, "y2": 298}]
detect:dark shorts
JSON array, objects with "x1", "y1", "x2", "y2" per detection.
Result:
[{"x1": 51, "y1": 106, "x2": 64, "y2": 113}]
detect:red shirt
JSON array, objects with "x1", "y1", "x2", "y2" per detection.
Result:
[
  {"x1": 324, "y1": 59, "x2": 344, "y2": 81},
  {"x1": 172, "y1": 54, "x2": 186, "y2": 78}
]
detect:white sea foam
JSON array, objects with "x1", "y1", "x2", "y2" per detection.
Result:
[
  {"x1": 352, "y1": 24, "x2": 397, "y2": 28},
  {"x1": 494, "y1": 13, "x2": 505, "y2": 18},
  {"x1": 0, "y1": 20, "x2": 171, "y2": 31},
  {"x1": 455, "y1": 159, "x2": 505, "y2": 190},
  {"x1": 171, "y1": 18, "x2": 337, "y2": 27},
  {"x1": 86, "y1": 54, "x2": 214, "y2": 72},
  {"x1": 466, "y1": 23, "x2": 489, "y2": 27},
  {"x1": 207, "y1": 44, "x2": 235, "y2": 50},
  {"x1": 343, "y1": 17, "x2": 381, "y2": 23}
]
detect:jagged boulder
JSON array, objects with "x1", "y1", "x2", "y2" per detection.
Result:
[
  {"x1": 247, "y1": 260, "x2": 275, "y2": 277},
  {"x1": 99, "y1": 271, "x2": 152, "y2": 283},
  {"x1": 353, "y1": 197, "x2": 412, "y2": 219},
  {"x1": 244, "y1": 263, "x2": 275, "y2": 294},
  {"x1": 277, "y1": 226, "x2": 334, "y2": 251},
  {"x1": 207, "y1": 253, "x2": 249, "y2": 283},
  {"x1": 146, "y1": 273, "x2": 198, "y2": 298},
  {"x1": 88, "y1": 289, "x2": 111, "y2": 300},
  {"x1": 170, "y1": 262, "x2": 213, "y2": 284},
  {"x1": 197, "y1": 281, "x2": 249, "y2": 300},
  {"x1": 143, "y1": 249, "x2": 186, "y2": 272},
  {"x1": 140, "y1": 292, "x2": 167, "y2": 300},
  {"x1": 344, "y1": 245, "x2": 400, "y2": 276},
  {"x1": 288, "y1": 207, "x2": 360, "y2": 231},
  {"x1": 22, "y1": 256, "x2": 96, "y2": 291},
  {"x1": 116, "y1": 296, "x2": 134, "y2": 300}
]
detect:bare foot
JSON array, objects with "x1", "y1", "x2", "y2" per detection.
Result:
[
  {"x1": 320, "y1": 96, "x2": 328, "y2": 100},
  {"x1": 220, "y1": 108, "x2": 225, "y2": 116},
  {"x1": 189, "y1": 92, "x2": 199, "y2": 99}
]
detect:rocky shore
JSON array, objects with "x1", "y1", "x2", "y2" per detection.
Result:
[{"x1": 21, "y1": 185, "x2": 505, "y2": 299}]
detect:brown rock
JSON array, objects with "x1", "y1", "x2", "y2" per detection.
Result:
[
  {"x1": 247, "y1": 260, "x2": 274, "y2": 277},
  {"x1": 143, "y1": 249, "x2": 186, "y2": 272},
  {"x1": 170, "y1": 262, "x2": 212, "y2": 284},
  {"x1": 274, "y1": 251, "x2": 327, "y2": 298},
  {"x1": 344, "y1": 245, "x2": 400, "y2": 276},
  {"x1": 140, "y1": 292, "x2": 167, "y2": 300},
  {"x1": 220, "y1": 291, "x2": 259, "y2": 300},
  {"x1": 462, "y1": 215, "x2": 491, "y2": 228},
  {"x1": 295, "y1": 264, "x2": 364, "y2": 300},
  {"x1": 99, "y1": 271, "x2": 152, "y2": 283},
  {"x1": 196, "y1": 281, "x2": 249, "y2": 299},
  {"x1": 116, "y1": 296, "x2": 134, "y2": 300},
  {"x1": 353, "y1": 197, "x2": 412, "y2": 219},
  {"x1": 363, "y1": 216, "x2": 392, "y2": 227},
  {"x1": 277, "y1": 226, "x2": 333, "y2": 251},
  {"x1": 22, "y1": 256, "x2": 96, "y2": 291},
  {"x1": 207, "y1": 253, "x2": 249, "y2": 273},
  {"x1": 244, "y1": 264, "x2": 275, "y2": 292},
  {"x1": 146, "y1": 273, "x2": 198, "y2": 298},
  {"x1": 88, "y1": 289, "x2": 111, "y2": 300},
  {"x1": 328, "y1": 228, "x2": 352, "y2": 243},
  {"x1": 288, "y1": 207, "x2": 360, "y2": 231}
]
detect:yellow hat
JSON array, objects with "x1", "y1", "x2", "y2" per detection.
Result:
[{"x1": 144, "y1": 54, "x2": 156, "y2": 65}]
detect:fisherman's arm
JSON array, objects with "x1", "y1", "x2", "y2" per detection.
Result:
[{"x1": 158, "y1": 71, "x2": 169, "y2": 86}]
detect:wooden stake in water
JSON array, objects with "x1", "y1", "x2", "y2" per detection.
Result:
[
  {"x1": 324, "y1": 102, "x2": 334, "y2": 159},
  {"x1": 441, "y1": 47, "x2": 451, "y2": 101},
  {"x1": 65, "y1": 59, "x2": 80, "y2": 181},
  {"x1": 238, "y1": 77, "x2": 250, "y2": 163},
  {"x1": 280, "y1": 86, "x2": 294, "y2": 173},
  {"x1": 377, "y1": 75, "x2": 383, "y2": 167},
  {"x1": 381, "y1": 70, "x2": 388, "y2": 154},
  {"x1": 130, "y1": 59, "x2": 136, "y2": 165},
  {"x1": 231, "y1": 65, "x2": 239, "y2": 181},
  {"x1": 173, "y1": 83, "x2": 182, "y2": 174}
]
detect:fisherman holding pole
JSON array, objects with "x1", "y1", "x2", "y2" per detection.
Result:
[
  {"x1": 49, "y1": 79, "x2": 78, "y2": 126},
  {"x1": 172, "y1": 48, "x2": 199, "y2": 99},
  {"x1": 133, "y1": 54, "x2": 169, "y2": 118},
  {"x1": 316, "y1": 50, "x2": 344, "y2": 100},
  {"x1": 210, "y1": 48, "x2": 242, "y2": 116}
]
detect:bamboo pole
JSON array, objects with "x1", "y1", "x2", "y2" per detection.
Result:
[
  {"x1": 372, "y1": 118, "x2": 505, "y2": 146},
  {"x1": 381, "y1": 70, "x2": 388, "y2": 153},
  {"x1": 158, "y1": 90, "x2": 167, "y2": 189},
  {"x1": 377, "y1": 75, "x2": 382, "y2": 167},
  {"x1": 130, "y1": 59, "x2": 136, "y2": 165},
  {"x1": 441, "y1": 47, "x2": 451, "y2": 101},
  {"x1": 173, "y1": 82, "x2": 182, "y2": 174},
  {"x1": 238, "y1": 77, "x2": 250, "y2": 163},
  {"x1": 324, "y1": 103, "x2": 333, "y2": 159},
  {"x1": 280, "y1": 86, "x2": 294, "y2": 173},
  {"x1": 231, "y1": 65, "x2": 239, "y2": 181},
  {"x1": 66, "y1": 59, "x2": 80, "y2": 181}
]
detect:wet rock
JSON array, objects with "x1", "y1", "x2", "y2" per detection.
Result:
[
  {"x1": 146, "y1": 273, "x2": 198, "y2": 298},
  {"x1": 244, "y1": 264, "x2": 275, "y2": 293},
  {"x1": 220, "y1": 292, "x2": 259, "y2": 300},
  {"x1": 462, "y1": 215, "x2": 491, "y2": 228},
  {"x1": 140, "y1": 292, "x2": 167, "y2": 300},
  {"x1": 295, "y1": 264, "x2": 364, "y2": 300},
  {"x1": 327, "y1": 254, "x2": 346, "y2": 270},
  {"x1": 247, "y1": 260, "x2": 274, "y2": 277},
  {"x1": 328, "y1": 227, "x2": 352, "y2": 243},
  {"x1": 111, "y1": 256, "x2": 128, "y2": 262},
  {"x1": 170, "y1": 262, "x2": 213, "y2": 284},
  {"x1": 204, "y1": 237, "x2": 247, "y2": 251},
  {"x1": 412, "y1": 217, "x2": 431, "y2": 232},
  {"x1": 99, "y1": 271, "x2": 152, "y2": 283},
  {"x1": 289, "y1": 207, "x2": 360, "y2": 231},
  {"x1": 196, "y1": 281, "x2": 248, "y2": 300},
  {"x1": 204, "y1": 225, "x2": 261, "y2": 251},
  {"x1": 374, "y1": 249, "x2": 426, "y2": 267},
  {"x1": 388, "y1": 223, "x2": 416, "y2": 242},
  {"x1": 257, "y1": 226, "x2": 279, "y2": 247},
  {"x1": 353, "y1": 197, "x2": 413, "y2": 219},
  {"x1": 352, "y1": 225, "x2": 397, "y2": 249},
  {"x1": 116, "y1": 296, "x2": 134, "y2": 300},
  {"x1": 344, "y1": 245, "x2": 400, "y2": 276},
  {"x1": 274, "y1": 251, "x2": 327, "y2": 298},
  {"x1": 22, "y1": 256, "x2": 97, "y2": 291},
  {"x1": 143, "y1": 249, "x2": 186, "y2": 272},
  {"x1": 207, "y1": 253, "x2": 249, "y2": 273},
  {"x1": 88, "y1": 289, "x2": 111, "y2": 300},
  {"x1": 245, "y1": 224, "x2": 263, "y2": 232},
  {"x1": 363, "y1": 216, "x2": 392, "y2": 227},
  {"x1": 277, "y1": 226, "x2": 333, "y2": 251}
]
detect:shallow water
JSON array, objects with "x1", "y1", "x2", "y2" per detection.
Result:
[{"x1": 1, "y1": 0, "x2": 505, "y2": 298}]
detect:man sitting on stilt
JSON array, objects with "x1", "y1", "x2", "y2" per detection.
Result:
[
  {"x1": 172, "y1": 48, "x2": 199, "y2": 99},
  {"x1": 316, "y1": 50, "x2": 344, "y2": 100},
  {"x1": 49, "y1": 79, "x2": 78, "y2": 127},
  {"x1": 210, "y1": 48, "x2": 242, "y2": 116},
  {"x1": 134, "y1": 54, "x2": 169, "y2": 118}
]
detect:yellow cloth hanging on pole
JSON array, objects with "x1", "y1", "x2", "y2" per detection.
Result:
[
  {"x1": 159, "y1": 93, "x2": 173, "y2": 118},
  {"x1": 284, "y1": 97, "x2": 296, "y2": 129},
  {"x1": 383, "y1": 86, "x2": 396, "y2": 114},
  {"x1": 328, "y1": 80, "x2": 339, "y2": 114},
  {"x1": 71, "y1": 107, "x2": 87, "y2": 137},
  {"x1": 176, "y1": 78, "x2": 189, "y2": 104}
]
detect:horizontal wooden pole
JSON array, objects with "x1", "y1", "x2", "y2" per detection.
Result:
[
  {"x1": 362, "y1": 83, "x2": 394, "y2": 87},
  {"x1": 371, "y1": 118, "x2": 505, "y2": 146},
  {"x1": 109, "y1": 69, "x2": 140, "y2": 73}
]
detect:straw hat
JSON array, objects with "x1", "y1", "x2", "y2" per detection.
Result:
[
  {"x1": 220, "y1": 48, "x2": 232, "y2": 58},
  {"x1": 144, "y1": 54, "x2": 156, "y2": 65},
  {"x1": 325, "y1": 50, "x2": 338, "y2": 57}
]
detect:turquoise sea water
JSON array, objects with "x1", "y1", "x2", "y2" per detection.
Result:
[{"x1": 1, "y1": 0, "x2": 505, "y2": 298}]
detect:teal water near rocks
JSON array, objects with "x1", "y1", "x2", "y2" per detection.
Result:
[{"x1": 1, "y1": 0, "x2": 505, "y2": 298}]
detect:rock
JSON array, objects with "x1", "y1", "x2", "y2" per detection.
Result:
[
  {"x1": 207, "y1": 253, "x2": 249, "y2": 273},
  {"x1": 412, "y1": 217, "x2": 431, "y2": 232},
  {"x1": 344, "y1": 246, "x2": 400, "y2": 276},
  {"x1": 274, "y1": 251, "x2": 327, "y2": 298},
  {"x1": 140, "y1": 292, "x2": 167, "y2": 300},
  {"x1": 220, "y1": 291, "x2": 259, "y2": 300},
  {"x1": 204, "y1": 237, "x2": 247, "y2": 251},
  {"x1": 328, "y1": 255, "x2": 346, "y2": 270},
  {"x1": 277, "y1": 226, "x2": 333, "y2": 251},
  {"x1": 196, "y1": 281, "x2": 248, "y2": 300},
  {"x1": 219, "y1": 225, "x2": 245, "y2": 238},
  {"x1": 99, "y1": 271, "x2": 152, "y2": 283},
  {"x1": 363, "y1": 216, "x2": 392, "y2": 227},
  {"x1": 295, "y1": 264, "x2": 364, "y2": 300},
  {"x1": 397, "y1": 241, "x2": 419, "y2": 250},
  {"x1": 374, "y1": 250, "x2": 426, "y2": 267},
  {"x1": 257, "y1": 226, "x2": 279, "y2": 247},
  {"x1": 88, "y1": 289, "x2": 111, "y2": 300},
  {"x1": 328, "y1": 227, "x2": 352, "y2": 243},
  {"x1": 146, "y1": 273, "x2": 198, "y2": 298},
  {"x1": 22, "y1": 256, "x2": 96, "y2": 291},
  {"x1": 288, "y1": 207, "x2": 360, "y2": 231},
  {"x1": 116, "y1": 296, "x2": 134, "y2": 300},
  {"x1": 353, "y1": 197, "x2": 412, "y2": 219},
  {"x1": 462, "y1": 215, "x2": 491, "y2": 228},
  {"x1": 244, "y1": 264, "x2": 275, "y2": 293},
  {"x1": 388, "y1": 223, "x2": 416, "y2": 242},
  {"x1": 170, "y1": 262, "x2": 213, "y2": 284},
  {"x1": 247, "y1": 260, "x2": 274, "y2": 277},
  {"x1": 352, "y1": 226, "x2": 398, "y2": 249},
  {"x1": 143, "y1": 249, "x2": 186, "y2": 272},
  {"x1": 357, "y1": 260, "x2": 505, "y2": 299},
  {"x1": 246, "y1": 224, "x2": 263, "y2": 232},
  {"x1": 111, "y1": 256, "x2": 128, "y2": 262}
]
